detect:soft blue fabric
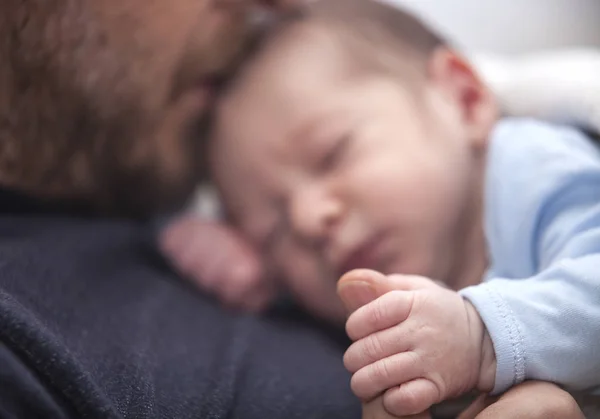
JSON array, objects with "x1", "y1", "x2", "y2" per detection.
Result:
[{"x1": 460, "y1": 118, "x2": 600, "y2": 395}]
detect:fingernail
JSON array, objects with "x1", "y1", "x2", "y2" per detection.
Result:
[{"x1": 337, "y1": 280, "x2": 377, "y2": 314}]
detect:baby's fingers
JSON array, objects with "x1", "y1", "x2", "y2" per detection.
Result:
[
  {"x1": 383, "y1": 379, "x2": 441, "y2": 417},
  {"x1": 160, "y1": 218, "x2": 262, "y2": 291},
  {"x1": 362, "y1": 396, "x2": 432, "y2": 419},
  {"x1": 351, "y1": 351, "x2": 422, "y2": 401},
  {"x1": 346, "y1": 290, "x2": 414, "y2": 341},
  {"x1": 344, "y1": 326, "x2": 411, "y2": 373}
]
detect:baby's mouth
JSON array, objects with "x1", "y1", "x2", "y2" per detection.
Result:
[{"x1": 337, "y1": 233, "x2": 387, "y2": 277}]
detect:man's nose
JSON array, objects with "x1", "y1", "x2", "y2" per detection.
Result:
[{"x1": 288, "y1": 186, "x2": 344, "y2": 246}]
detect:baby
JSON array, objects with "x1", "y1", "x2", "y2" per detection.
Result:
[{"x1": 162, "y1": 0, "x2": 600, "y2": 416}]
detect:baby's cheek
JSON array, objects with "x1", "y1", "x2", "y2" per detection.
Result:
[{"x1": 274, "y1": 245, "x2": 346, "y2": 325}]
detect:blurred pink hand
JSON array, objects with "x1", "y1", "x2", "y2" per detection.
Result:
[{"x1": 160, "y1": 216, "x2": 276, "y2": 312}]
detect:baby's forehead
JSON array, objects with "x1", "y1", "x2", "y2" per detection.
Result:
[
  {"x1": 215, "y1": 23, "x2": 352, "y2": 137},
  {"x1": 230, "y1": 22, "x2": 353, "y2": 97}
]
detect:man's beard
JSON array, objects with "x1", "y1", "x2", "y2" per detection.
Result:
[{"x1": 92, "y1": 111, "x2": 211, "y2": 219}]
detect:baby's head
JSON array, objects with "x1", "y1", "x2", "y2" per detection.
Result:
[{"x1": 211, "y1": 0, "x2": 497, "y2": 322}]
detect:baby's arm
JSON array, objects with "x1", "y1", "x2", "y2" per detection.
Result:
[
  {"x1": 461, "y1": 243, "x2": 600, "y2": 394},
  {"x1": 461, "y1": 138, "x2": 600, "y2": 395}
]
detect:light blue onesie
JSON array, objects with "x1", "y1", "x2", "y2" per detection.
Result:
[{"x1": 460, "y1": 118, "x2": 600, "y2": 395}]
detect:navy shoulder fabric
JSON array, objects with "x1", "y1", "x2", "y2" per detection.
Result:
[{"x1": 0, "y1": 189, "x2": 359, "y2": 419}]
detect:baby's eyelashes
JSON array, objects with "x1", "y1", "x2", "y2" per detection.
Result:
[{"x1": 316, "y1": 134, "x2": 352, "y2": 173}]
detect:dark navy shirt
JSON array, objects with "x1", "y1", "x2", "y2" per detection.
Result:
[{"x1": 0, "y1": 189, "x2": 359, "y2": 419}]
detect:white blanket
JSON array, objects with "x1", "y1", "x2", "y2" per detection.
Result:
[{"x1": 474, "y1": 48, "x2": 600, "y2": 135}]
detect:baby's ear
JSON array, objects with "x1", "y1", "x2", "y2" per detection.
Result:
[{"x1": 428, "y1": 47, "x2": 497, "y2": 148}]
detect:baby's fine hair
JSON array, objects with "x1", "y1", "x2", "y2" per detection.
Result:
[{"x1": 241, "y1": 0, "x2": 450, "y2": 83}]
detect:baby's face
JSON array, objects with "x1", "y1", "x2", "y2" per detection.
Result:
[{"x1": 212, "y1": 34, "x2": 488, "y2": 322}]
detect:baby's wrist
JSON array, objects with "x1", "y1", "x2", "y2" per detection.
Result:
[
  {"x1": 464, "y1": 300, "x2": 497, "y2": 393},
  {"x1": 477, "y1": 325, "x2": 496, "y2": 393}
]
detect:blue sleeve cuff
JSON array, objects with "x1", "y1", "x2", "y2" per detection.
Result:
[{"x1": 459, "y1": 283, "x2": 526, "y2": 395}]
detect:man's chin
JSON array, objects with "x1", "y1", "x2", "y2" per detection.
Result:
[
  {"x1": 95, "y1": 165, "x2": 200, "y2": 219},
  {"x1": 128, "y1": 180, "x2": 199, "y2": 218},
  {"x1": 99, "y1": 126, "x2": 207, "y2": 218}
]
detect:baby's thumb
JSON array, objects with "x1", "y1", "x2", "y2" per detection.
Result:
[
  {"x1": 362, "y1": 396, "x2": 432, "y2": 419},
  {"x1": 337, "y1": 269, "x2": 388, "y2": 315}
]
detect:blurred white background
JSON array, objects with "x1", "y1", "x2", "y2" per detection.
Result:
[{"x1": 389, "y1": 0, "x2": 600, "y2": 54}]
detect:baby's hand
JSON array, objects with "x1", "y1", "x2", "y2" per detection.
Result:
[
  {"x1": 339, "y1": 270, "x2": 496, "y2": 417},
  {"x1": 160, "y1": 216, "x2": 277, "y2": 312}
]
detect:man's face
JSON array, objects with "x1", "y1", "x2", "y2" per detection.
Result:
[
  {"x1": 2, "y1": 0, "x2": 257, "y2": 216},
  {"x1": 88, "y1": 0, "x2": 256, "y2": 215},
  {"x1": 212, "y1": 32, "x2": 486, "y2": 322}
]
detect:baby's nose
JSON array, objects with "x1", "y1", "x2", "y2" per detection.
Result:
[{"x1": 289, "y1": 186, "x2": 344, "y2": 244}]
